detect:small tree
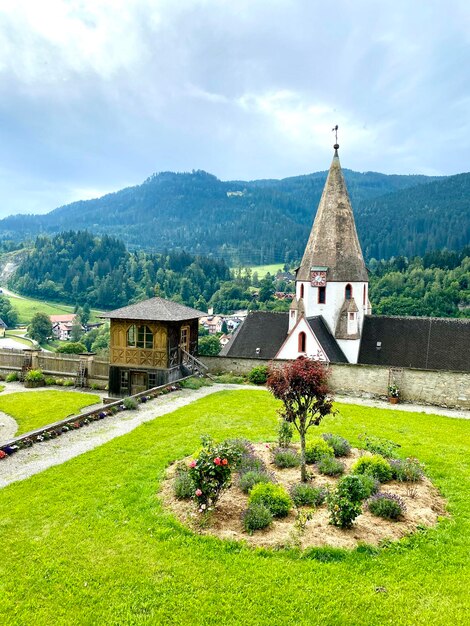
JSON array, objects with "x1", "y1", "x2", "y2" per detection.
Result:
[
  {"x1": 28, "y1": 312, "x2": 52, "y2": 344},
  {"x1": 70, "y1": 315, "x2": 83, "y2": 342},
  {"x1": 267, "y1": 357, "x2": 334, "y2": 482},
  {"x1": 198, "y1": 335, "x2": 221, "y2": 356}
]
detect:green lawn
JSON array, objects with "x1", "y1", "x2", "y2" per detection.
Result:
[
  {"x1": 4, "y1": 293, "x2": 103, "y2": 325},
  {"x1": 0, "y1": 390, "x2": 100, "y2": 435},
  {"x1": 0, "y1": 390, "x2": 469, "y2": 625},
  {"x1": 245, "y1": 263, "x2": 284, "y2": 277}
]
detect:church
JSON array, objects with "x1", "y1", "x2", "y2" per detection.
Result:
[{"x1": 222, "y1": 141, "x2": 469, "y2": 372}]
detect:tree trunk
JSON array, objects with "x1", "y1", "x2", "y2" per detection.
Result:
[{"x1": 300, "y1": 429, "x2": 307, "y2": 482}]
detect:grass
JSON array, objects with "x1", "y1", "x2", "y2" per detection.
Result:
[
  {"x1": 245, "y1": 263, "x2": 284, "y2": 278},
  {"x1": 0, "y1": 390, "x2": 469, "y2": 625},
  {"x1": 4, "y1": 292, "x2": 103, "y2": 325},
  {"x1": 0, "y1": 390, "x2": 100, "y2": 435}
]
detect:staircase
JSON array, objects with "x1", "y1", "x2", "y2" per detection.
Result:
[{"x1": 180, "y1": 349, "x2": 213, "y2": 379}]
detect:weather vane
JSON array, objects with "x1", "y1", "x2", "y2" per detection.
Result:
[{"x1": 332, "y1": 124, "x2": 339, "y2": 146}]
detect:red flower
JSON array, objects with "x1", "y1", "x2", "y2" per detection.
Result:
[
  {"x1": 189, "y1": 460, "x2": 197, "y2": 468},
  {"x1": 214, "y1": 457, "x2": 221, "y2": 465},
  {"x1": 195, "y1": 489, "x2": 202, "y2": 497},
  {"x1": 221, "y1": 459, "x2": 228, "y2": 465},
  {"x1": 0, "y1": 450, "x2": 7, "y2": 459}
]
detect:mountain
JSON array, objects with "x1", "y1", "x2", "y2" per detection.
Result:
[{"x1": 1, "y1": 167, "x2": 467, "y2": 264}]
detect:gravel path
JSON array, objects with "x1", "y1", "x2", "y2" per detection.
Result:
[
  {"x1": 0, "y1": 384, "x2": 468, "y2": 491},
  {"x1": 0, "y1": 384, "x2": 264, "y2": 489}
]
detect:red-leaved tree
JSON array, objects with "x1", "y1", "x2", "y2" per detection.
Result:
[{"x1": 267, "y1": 357, "x2": 334, "y2": 482}]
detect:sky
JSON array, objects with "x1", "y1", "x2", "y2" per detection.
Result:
[{"x1": 0, "y1": 0, "x2": 469, "y2": 217}]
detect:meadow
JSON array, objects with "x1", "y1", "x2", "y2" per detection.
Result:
[
  {"x1": 4, "y1": 292, "x2": 102, "y2": 325},
  {"x1": 0, "y1": 390, "x2": 100, "y2": 435},
  {"x1": 0, "y1": 389, "x2": 468, "y2": 625}
]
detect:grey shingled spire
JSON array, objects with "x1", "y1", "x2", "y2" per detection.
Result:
[{"x1": 297, "y1": 144, "x2": 368, "y2": 282}]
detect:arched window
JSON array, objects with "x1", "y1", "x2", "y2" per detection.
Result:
[
  {"x1": 127, "y1": 324, "x2": 154, "y2": 349},
  {"x1": 363, "y1": 284, "x2": 367, "y2": 306},
  {"x1": 298, "y1": 332, "x2": 306, "y2": 353},
  {"x1": 345, "y1": 284, "x2": 352, "y2": 299},
  {"x1": 126, "y1": 324, "x2": 136, "y2": 346},
  {"x1": 300, "y1": 284, "x2": 304, "y2": 298}
]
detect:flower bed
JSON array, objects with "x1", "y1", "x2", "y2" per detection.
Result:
[{"x1": 161, "y1": 441, "x2": 446, "y2": 550}]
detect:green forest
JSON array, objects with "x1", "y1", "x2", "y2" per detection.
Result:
[
  {"x1": 1, "y1": 167, "x2": 468, "y2": 264},
  {"x1": 9, "y1": 231, "x2": 230, "y2": 311},
  {"x1": 7, "y1": 231, "x2": 469, "y2": 320}
]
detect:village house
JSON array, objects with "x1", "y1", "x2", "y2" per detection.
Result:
[{"x1": 50, "y1": 314, "x2": 81, "y2": 341}]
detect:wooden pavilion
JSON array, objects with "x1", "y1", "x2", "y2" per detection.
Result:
[{"x1": 102, "y1": 297, "x2": 206, "y2": 397}]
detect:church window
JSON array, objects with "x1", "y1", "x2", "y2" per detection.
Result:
[
  {"x1": 318, "y1": 286, "x2": 326, "y2": 304},
  {"x1": 298, "y1": 332, "x2": 306, "y2": 352},
  {"x1": 290, "y1": 311, "x2": 295, "y2": 318},
  {"x1": 345, "y1": 284, "x2": 352, "y2": 299},
  {"x1": 349, "y1": 313, "x2": 355, "y2": 321},
  {"x1": 300, "y1": 284, "x2": 304, "y2": 298},
  {"x1": 363, "y1": 285, "x2": 367, "y2": 306}
]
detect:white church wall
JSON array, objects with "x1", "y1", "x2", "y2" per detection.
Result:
[
  {"x1": 276, "y1": 318, "x2": 327, "y2": 361},
  {"x1": 303, "y1": 280, "x2": 369, "y2": 336},
  {"x1": 336, "y1": 337, "x2": 361, "y2": 364}
]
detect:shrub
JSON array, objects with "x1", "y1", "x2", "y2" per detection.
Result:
[
  {"x1": 188, "y1": 435, "x2": 234, "y2": 510},
  {"x1": 322, "y1": 433, "x2": 351, "y2": 457},
  {"x1": 238, "y1": 449, "x2": 266, "y2": 475},
  {"x1": 327, "y1": 475, "x2": 366, "y2": 528},
  {"x1": 390, "y1": 457, "x2": 425, "y2": 482},
  {"x1": 249, "y1": 483, "x2": 292, "y2": 518},
  {"x1": 317, "y1": 456, "x2": 345, "y2": 477},
  {"x1": 290, "y1": 483, "x2": 327, "y2": 507},
  {"x1": 273, "y1": 447, "x2": 300, "y2": 468},
  {"x1": 242, "y1": 503, "x2": 273, "y2": 534},
  {"x1": 25, "y1": 369, "x2": 44, "y2": 382},
  {"x1": 122, "y1": 397, "x2": 138, "y2": 410},
  {"x1": 367, "y1": 493, "x2": 406, "y2": 520},
  {"x1": 278, "y1": 419, "x2": 294, "y2": 448},
  {"x1": 62, "y1": 379, "x2": 74, "y2": 387},
  {"x1": 44, "y1": 377, "x2": 57, "y2": 386},
  {"x1": 239, "y1": 470, "x2": 272, "y2": 494},
  {"x1": 305, "y1": 437, "x2": 334, "y2": 463},
  {"x1": 248, "y1": 365, "x2": 269, "y2": 385},
  {"x1": 5, "y1": 372, "x2": 18, "y2": 382},
  {"x1": 355, "y1": 474, "x2": 380, "y2": 499},
  {"x1": 359, "y1": 434, "x2": 400, "y2": 459},
  {"x1": 351, "y1": 455, "x2": 393, "y2": 483},
  {"x1": 173, "y1": 470, "x2": 194, "y2": 500},
  {"x1": 221, "y1": 438, "x2": 253, "y2": 468},
  {"x1": 56, "y1": 342, "x2": 87, "y2": 354}
]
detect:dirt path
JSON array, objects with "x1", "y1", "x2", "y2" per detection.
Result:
[{"x1": 0, "y1": 384, "x2": 468, "y2": 491}]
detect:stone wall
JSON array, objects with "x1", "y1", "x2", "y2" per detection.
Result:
[{"x1": 200, "y1": 356, "x2": 470, "y2": 409}]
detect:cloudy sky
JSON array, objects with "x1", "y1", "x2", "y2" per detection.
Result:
[{"x1": 0, "y1": 0, "x2": 469, "y2": 217}]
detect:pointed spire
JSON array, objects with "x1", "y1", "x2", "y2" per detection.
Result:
[{"x1": 297, "y1": 143, "x2": 368, "y2": 282}]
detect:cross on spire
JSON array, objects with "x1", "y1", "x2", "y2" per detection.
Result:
[{"x1": 332, "y1": 124, "x2": 339, "y2": 150}]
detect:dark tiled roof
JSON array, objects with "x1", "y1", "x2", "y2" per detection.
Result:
[
  {"x1": 307, "y1": 317, "x2": 348, "y2": 363},
  {"x1": 359, "y1": 315, "x2": 470, "y2": 372},
  {"x1": 222, "y1": 311, "x2": 289, "y2": 359},
  {"x1": 102, "y1": 297, "x2": 206, "y2": 322}
]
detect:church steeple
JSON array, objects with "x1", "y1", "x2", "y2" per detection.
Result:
[{"x1": 297, "y1": 142, "x2": 368, "y2": 283}]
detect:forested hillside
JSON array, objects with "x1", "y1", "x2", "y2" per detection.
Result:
[
  {"x1": 2, "y1": 167, "x2": 464, "y2": 265},
  {"x1": 7, "y1": 231, "x2": 469, "y2": 319},
  {"x1": 9, "y1": 231, "x2": 230, "y2": 310}
]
